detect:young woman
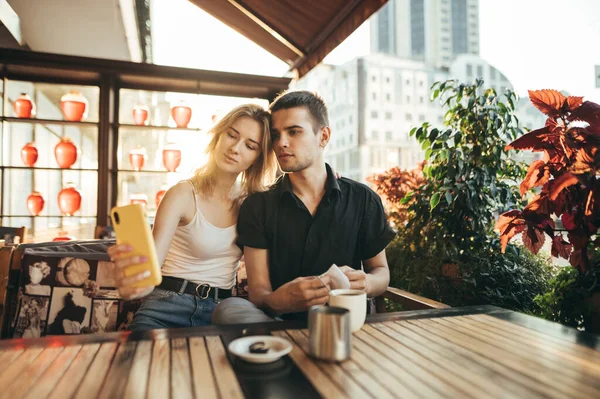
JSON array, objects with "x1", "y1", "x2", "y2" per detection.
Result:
[{"x1": 107, "y1": 104, "x2": 277, "y2": 331}]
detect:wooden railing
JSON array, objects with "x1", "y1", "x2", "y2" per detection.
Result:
[{"x1": 375, "y1": 286, "x2": 450, "y2": 313}]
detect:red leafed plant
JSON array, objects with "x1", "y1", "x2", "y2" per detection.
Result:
[
  {"x1": 496, "y1": 89, "x2": 600, "y2": 273},
  {"x1": 367, "y1": 162, "x2": 426, "y2": 226}
]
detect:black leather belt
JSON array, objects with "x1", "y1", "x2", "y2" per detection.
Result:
[{"x1": 158, "y1": 276, "x2": 232, "y2": 300}]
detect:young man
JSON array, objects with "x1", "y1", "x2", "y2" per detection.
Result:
[{"x1": 212, "y1": 90, "x2": 396, "y2": 323}]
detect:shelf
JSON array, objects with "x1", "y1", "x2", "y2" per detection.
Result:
[
  {"x1": 117, "y1": 123, "x2": 202, "y2": 132},
  {"x1": 0, "y1": 166, "x2": 99, "y2": 172},
  {"x1": 2, "y1": 116, "x2": 99, "y2": 127},
  {"x1": 116, "y1": 169, "x2": 178, "y2": 174},
  {"x1": 0, "y1": 215, "x2": 97, "y2": 218}
]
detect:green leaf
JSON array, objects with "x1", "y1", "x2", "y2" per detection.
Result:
[
  {"x1": 445, "y1": 191, "x2": 453, "y2": 205},
  {"x1": 430, "y1": 192, "x2": 441, "y2": 210},
  {"x1": 409, "y1": 127, "x2": 417, "y2": 137}
]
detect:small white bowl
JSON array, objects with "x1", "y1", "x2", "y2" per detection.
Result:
[{"x1": 228, "y1": 335, "x2": 293, "y2": 364}]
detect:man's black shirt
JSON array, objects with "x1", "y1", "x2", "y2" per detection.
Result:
[{"x1": 237, "y1": 164, "x2": 396, "y2": 318}]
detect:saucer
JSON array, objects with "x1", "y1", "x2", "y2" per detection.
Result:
[{"x1": 228, "y1": 335, "x2": 293, "y2": 364}]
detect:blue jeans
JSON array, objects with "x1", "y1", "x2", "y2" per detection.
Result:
[{"x1": 129, "y1": 288, "x2": 217, "y2": 332}]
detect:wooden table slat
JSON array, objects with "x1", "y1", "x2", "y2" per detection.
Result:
[
  {"x1": 353, "y1": 329, "x2": 447, "y2": 399},
  {"x1": 436, "y1": 317, "x2": 600, "y2": 395},
  {"x1": 48, "y1": 343, "x2": 101, "y2": 399},
  {"x1": 0, "y1": 348, "x2": 25, "y2": 372},
  {"x1": 381, "y1": 320, "x2": 546, "y2": 399},
  {"x1": 272, "y1": 330, "x2": 347, "y2": 399},
  {"x1": 286, "y1": 329, "x2": 374, "y2": 399},
  {"x1": 0, "y1": 346, "x2": 44, "y2": 388},
  {"x1": 98, "y1": 341, "x2": 138, "y2": 399},
  {"x1": 361, "y1": 324, "x2": 485, "y2": 398},
  {"x1": 5, "y1": 346, "x2": 64, "y2": 398},
  {"x1": 297, "y1": 329, "x2": 399, "y2": 399},
  {"x1": 171, "y1": 338, "x2": 194, "y2": 399},
  {"x1": 351, "y1": 331, "x2": 440, "y2": 399},
  {"x1": 419, "y1": 318, "x2": 599, "y2": 399},
  {"x1": 188, "y1": 337, "x2": 219, "y2": 399},
  {"x1": 147, "y1": 338, "x2": 170, "y2": 399},
  {"x1": 408, "y1": 319, "x2": 575, "y2": 399},
  {"x1": 74, "y1": 342, "x2": 119, "y2": 398},
  {"x1": 459, "y1": 316, "x2": 600, "y2": 374},
  {"x1": 391, "y1": 320, "x2": 548, "y2": 399},
  {"x1": 470, "y1": 314, "x2": 600, "y2": 360},
  {"x1": 206, "y1": 335, "x2": 245, "y2": 399},
  {"x1": 123, "y1": 340, "x2": 153, "y2": 399},
  {"x1": 24, "y1": 345, "x2": 82, "y2": 399}
]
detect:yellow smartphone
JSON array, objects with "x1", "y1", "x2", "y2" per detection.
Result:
[{"x1": 110, "y1": 204, "x2": 162, "y2": 288}]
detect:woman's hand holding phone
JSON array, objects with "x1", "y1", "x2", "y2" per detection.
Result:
[{"x1": 108, "y1": 243, "x2": 155, "y2": 300}]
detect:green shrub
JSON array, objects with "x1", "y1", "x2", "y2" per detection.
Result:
[{"x1": 386, "y1": 229, "x2": 557, "y2": 313}]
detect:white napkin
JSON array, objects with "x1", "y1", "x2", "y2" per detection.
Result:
[{"x1": 320, "y1": 264, "x2": 350, "y2": 290}]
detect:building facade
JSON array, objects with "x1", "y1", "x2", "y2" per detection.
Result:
[{"x1": 371, "y1": 0, "x2": 480, "y2": 68}]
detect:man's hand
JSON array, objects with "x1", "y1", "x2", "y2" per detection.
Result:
[
  {"x1": 338, "y1": 266, "x2": 369, "y2": 293},
  {"x1": 267, "y1": 275, "x2": 331, "y2": 315}
]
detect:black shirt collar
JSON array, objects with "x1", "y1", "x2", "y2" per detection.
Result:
[{"x1": 278, "y1": 163, "x2": 342, "y2": 200}]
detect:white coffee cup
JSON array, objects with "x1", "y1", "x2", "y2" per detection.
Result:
[{"x1": 329, "y1": 289, "x2": 367, "y2": 332}]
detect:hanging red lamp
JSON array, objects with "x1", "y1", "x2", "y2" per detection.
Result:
[
  {"x1": 58, "y1": 183, "x2": 82, "y2": 216},
  {"x1": 128, "y1": 146, "x2": 147, "y2": 171},
  {"x1": 162, "y1": 143, "x2": 181, "y2": 172},
  {"x1": 54, "y1": 137, "x2": 78, "y2": 168},
  {"x1": 14, "y1": 93, "x2": 35, "y2": 118},
  {"x1": 26, "y1": 192, "x2": 45, "y2": 216},
  {"x1": 133, "y1": 105, "x2": 149, "y2": 126},
  {"x1": 171, "y1": 102, "x2": 192, "y2": 128},
  {"x1": 21, "y1": 142, "x2": 38, "y2": 167},
  {"x1": 60, "y1": 91, "x2": 88, "y2": 122}
]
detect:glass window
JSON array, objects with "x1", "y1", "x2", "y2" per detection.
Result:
[
  {"x1": 386, "y1": 131, "x2": 393, "y2": 140},
  {"x1": 371, "y1": 111, "x2": 378, "y2": 119},
  {"x1": 385, "y1": 112, "x2": 393, "y2": 120},
  {"x1": 406, "y1": 113, "x2": 413, "y2": 121},
  {"x1": 466, "y1": 64, "x2": 473, "y2": 77}
]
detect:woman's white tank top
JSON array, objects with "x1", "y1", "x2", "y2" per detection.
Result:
[{"x1": 160, "y1": 181, "x2": 242, "y2": 289}]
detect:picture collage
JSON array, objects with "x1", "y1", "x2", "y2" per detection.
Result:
[{"x1": 11, "y1": 255, "x2": 141, "y2": 338}]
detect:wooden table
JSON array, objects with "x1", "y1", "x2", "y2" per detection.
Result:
[{"x1": 0, "y1": 305, "x2": 599, "y2": 399}]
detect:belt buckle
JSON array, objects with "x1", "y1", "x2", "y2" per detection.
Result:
[{"x1": 195, "y1": 283, "x2": 211, "y2": 299}]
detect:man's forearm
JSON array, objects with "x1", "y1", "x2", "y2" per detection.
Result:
[
  {"x1": 366, "y1": 266, "x2": 390, "y2": 298},
  {"x1": 250, "y1": 288, "x2": 286, "y2": 317}
]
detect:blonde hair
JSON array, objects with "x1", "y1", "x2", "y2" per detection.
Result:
[{"x1": 190, "y1": 104, "x2": 277, "y2": 206}]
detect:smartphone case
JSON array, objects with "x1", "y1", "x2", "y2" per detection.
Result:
[{"x1": 110, "y1": 204, "x2": 162, "y2": 288}]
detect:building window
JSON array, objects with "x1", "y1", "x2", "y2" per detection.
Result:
[
  {"x1": 372, "y1": 131, "x2": 379, "y2": 140},
  {"x1": 406, "y1": 95, "x2": 411, "y2": 104},
  {"x1": 477, "y1": 65, "x2": 483, "y2": 77},
  {"x1": 385, "y1": 77, "x2": 391, "y2": 83},
  {"x1": 386, "y1": 131, "x2": 393, "y2": 141},
  {"x1": 419, "y1": 96, "x2": 424, "y2": 104},
  {"x1": 349, "y1": 134, "x2": 354, "y2": 142},
  {"x1": 372, "y1": 92, "x2": 377, "y2": 101},
  {"x1": 405, "y1": 79, "x2": 411, "y2": 85},
  {"x1": 349, "y1": 115, "x2": 353, "y2": 123},
  {"x1": 419, "y1": 114, "x2": 425, "y2": 122},
  {"x1": 419, "y1": 81, "x2": 424, "y2": 87},
  {"x1": 385, "y1": 112, "x2": 392, "y2": 120},
  {"x1": 386, "y1": 93, "x2": 391, "y2": 102},
  {"x1": 371, "y1": 111, "x2": 378, "y2": 119},
  {"x1": 466, "y1": 64, "x2": 472, "y2": 77},
  {"x1": 490, "y1": 66, "x2": 496, "y2": 80},
  {"x1": 406, "y1": 113, "x2": 412, "y2": 121}
]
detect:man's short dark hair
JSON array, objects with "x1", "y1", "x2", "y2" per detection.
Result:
[{"x1": 269, "y1": 90, "x2": 329, "y2": 133}]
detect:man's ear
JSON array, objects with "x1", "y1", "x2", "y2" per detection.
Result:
[{"x1": 319, "y1": 126, "x2": 331, "y2": 148}]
